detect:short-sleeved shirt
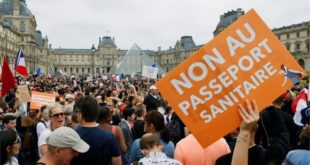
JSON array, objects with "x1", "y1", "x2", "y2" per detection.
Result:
[
  {"x1": 139, "y1": 152, "x2": 181, "y2": 165},
  {"x1": 70, "y1": 126, "x2": 121, "y2": 165},
  {"x1": 174, "y1": 134, "x2": 230, "y2": 165},
  {"x1": 38, "y1": 128, "x2": 52, "y2": 157}
]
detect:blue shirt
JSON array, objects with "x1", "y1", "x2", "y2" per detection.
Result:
[
  {"x1": 129, "y1": 137, "x2": 175, "y2": 163},
  {"x1": 283, "y1": 149, "x2": 310, "y2": 165},
  {"x1": 70, "y1": 126, "x2": 121, "y2": 165}
]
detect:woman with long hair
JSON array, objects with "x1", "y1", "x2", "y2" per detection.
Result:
[{"x1": 0, "y1": 129, "x2": 21, "y2": 165}]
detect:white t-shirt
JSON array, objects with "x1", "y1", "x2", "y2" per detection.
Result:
[
  {"x1": 36, "y1": 121, "x2": 50, "y2": 139},
  {"x1": 38, "y1": 128, "x2": 52, "y2": 157},
  {"x1": 4, "y1": 156, "x2": 19, "y2": 165}
]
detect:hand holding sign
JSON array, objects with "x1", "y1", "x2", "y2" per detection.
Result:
[{"x1": 156, "y1": 9, "x2": 305, "y2": 147}]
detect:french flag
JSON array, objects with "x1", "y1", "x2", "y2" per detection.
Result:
[
  {"x1": 14, "y1": 48, "x2": 28, "y2": 76},
  {"x1": 292, "y1": 88, "x2": 308, "y2": 126}
]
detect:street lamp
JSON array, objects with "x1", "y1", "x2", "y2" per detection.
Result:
[{"x1": 2, "y1": 21, "x2": 10, "y2": 61}]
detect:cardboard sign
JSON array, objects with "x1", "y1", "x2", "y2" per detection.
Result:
[
  {"x1": 156, "y1": 9, "x2": 305, "y2": 148},
  {"x1": 142, "y1": 66, "x2": 158, "y2": 79},
  {"x1": 17, "y1": 85, "x2": 31, "y2": 102},
  {"x1": 30, "y1": 91, "x2": 57, "y2": 110}
]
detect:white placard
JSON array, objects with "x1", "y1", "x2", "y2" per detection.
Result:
[{"x1": 142, "y1": 66, "x2": 158, "y2": 79}]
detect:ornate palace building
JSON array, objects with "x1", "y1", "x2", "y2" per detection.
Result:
[
  {"x1": 0, "y1": 0, "x2": 51, "y2": 74},
  {"x1": 0, "y1": 2, "x2": 309, "y2": 76}
]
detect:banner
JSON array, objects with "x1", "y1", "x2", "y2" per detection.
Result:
[
  {"x1": 156, "y1": 9, "x2": 305, "y2": 147},
  {"x1": 142, "y1": 65, "x2": 158, "y2": 79},
  {"x1": 30, "y1": 91, "x2": 57, "y2": 110},
  {"x1": 17, "y1": 85, "x2": 31, "y2": 102}
]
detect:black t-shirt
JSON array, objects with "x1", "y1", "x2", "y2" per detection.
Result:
[
  {"x1": 216, "y1": 145, "x2": 266, "y2": 165},
  {"x1": 70, "y1": 126, "x2": 121, "y2": 165},
  {"x1": 133, "y1": 120, "x2": 144, "y2": 140}
]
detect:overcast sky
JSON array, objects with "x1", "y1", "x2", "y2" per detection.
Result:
[{"x1": 26, "y1": 0, "x2": 310, "y2": 50}]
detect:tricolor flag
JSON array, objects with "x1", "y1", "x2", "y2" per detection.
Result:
[
  {"x1": 292, "y1": 88, "x2": 308, "y2": 126},
  {"x1": 14, "y1": 48, "x2": 28, "y2": 76}
]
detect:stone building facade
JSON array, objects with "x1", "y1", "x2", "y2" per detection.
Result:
[
  {"x1": 0, "y1": 0, "x2": 51, "y2": 74},
  {"x1": 273, "y1": 21, "x2": 310, "y2": 73},
  {"x1": 52, "y1": 36, "x2": 123, "y2": 76}
]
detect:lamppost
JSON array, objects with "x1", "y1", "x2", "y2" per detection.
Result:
[{"x1": 2, "y1": 21, "x2": 10, "y2": 62}]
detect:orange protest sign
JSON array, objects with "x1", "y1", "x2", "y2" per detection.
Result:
[
  {"x1": 30, "y1": 91, "x2": 57, "y2": 110},
  {"x1": 156, "y1": 9, "x2": 305, "y2": 148}
]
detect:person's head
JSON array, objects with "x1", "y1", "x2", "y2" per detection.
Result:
[
  {"x1": 144, "y1": 111, "x2": 165, "y2": 133},
  {"x1": 65, "y1": 94, "x2": 75, "y2": 104},
  {"x1": 0, "y1": 108, "x2": 4, "y2": 120},
  {"x1": 165, "y1": 106, "x2": 173, "y2": 115},
  {"x1": 97, "y1": 106, "x2": 112, "y2": 124},
  {"x1": 40, "y1": 105, "x2": 48, "y2": 120},
  {"x1": 280, "y1": 64, "x2": 286, "y2": 71},
  {"x1": 140, "y1": 133, "x2": 163, "y2": 156},
  {"x1": 272, "y1": 96, "x2": 284, "y2": 109},
  {"x1": 0, "y1": 129, "x2": 21, "y2": 165},
  {"x1": 47, "y1": 104, "x2": 65, "y2": 130},
  {"x1": 75, "y1": 96, "x2": 99, "y2": 123},
  {"x1": 45, "y1": 127, "x2": 89, "y2": 164},
  {"x1": 2, "y1": 114, "x2": 17, "y2": 130},
  {"x1": 123, "y1": 107, "x2": 136, "y2": 122},
  {"x1": 149, "y1": 85, "x2": 158, "y2": 95},
  {"x1": 135, "y1": 105, "x2": 146, "y2": 118}
]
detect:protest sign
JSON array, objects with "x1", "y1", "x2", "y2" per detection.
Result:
[
  {"x1": 142, "y1": 65, "x2": 158, "y2": 79},
  {"x1": 30, "y1": 91, "x2": 57, "y2": 110},
  {"x1": 156, "y1": 9, "x2": 305, "y2": 148},
  {"x1": 17, "y1": 85, "x2": 31, "y2": 102}
]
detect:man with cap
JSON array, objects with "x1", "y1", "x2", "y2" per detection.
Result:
[
  {"x1": 143, "y1": 85, "x2": 161, "y2": 112},
  {"x1": 37, "y1": 127, "x2": 89, "y2": 165}
]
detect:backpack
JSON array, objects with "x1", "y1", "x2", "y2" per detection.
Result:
[
  {"x1": 168, "y1": 113, "x2": 185, "y2": 145},
  {"x1": 30, "y1": 120, "x2": 47, "y2": 163}
]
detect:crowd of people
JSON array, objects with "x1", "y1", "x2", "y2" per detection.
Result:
[{"x1": 0, "y1": 74, "x2": 309, "y2": 165}]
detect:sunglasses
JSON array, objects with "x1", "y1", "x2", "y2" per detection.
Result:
[{"x1": 52, "y1": 112, "x2": 64, "y2": 118}]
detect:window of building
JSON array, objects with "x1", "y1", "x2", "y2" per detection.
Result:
[
  {"x1": 88, "y1": 68, "x2": 90, "y2": 73},
  {"x1": 307, "y1": 41, "x2": 310, "y2": 52},
  {"x1": 70, "y1": 68, "x2": 73, "y2": 73},
  {"x1": 20, "y1": 21, "x2": 26, "y2": 32},
  {"x1": 96, "y1": 67, "x2": 99, "y2": 73},
  {"x1": 76, "y1": 68, "x2": 79, "y2": 73},
  {"x1": 296, "y1": 43, "x2": 300, "y2": 51},
  {"x1": 296, "y1": 32, "x2": 300, "y2": 38},
  {"x1": 287, "y1": 33, "x2": 290, "y2": 39},
  {"x1": 102, "y1": 68, "x2": 105, "y2": 73},
  {"x1": 82, "y1": 68, "x2": 84, "y2": 73},
  {"x1": 286, "y1": 43, "x2": 291, "y2": 51},
  {"x1": 64, "y1": 68, "x2": 67, "y2": 72}
]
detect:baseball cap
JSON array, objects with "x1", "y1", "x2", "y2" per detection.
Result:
[
  {"x1": 47, "y1": 127, "x2": 89, "y2": 153},
  {"x1": 149, "y1": 85, "x2": 157, "y2": 90}
]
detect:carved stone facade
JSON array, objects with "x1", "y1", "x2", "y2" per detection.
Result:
[
  {"x1": 0, "y1": 0, "x2": 51, "y2": 74},
  {"x1": 52, "y1": 36, "x2": 123, "y2": 76},
  {"x1": 273, "y1": 22, "x2": 310, "y2": 73}
]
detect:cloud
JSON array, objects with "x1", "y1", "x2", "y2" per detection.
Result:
[{"x1": 27, "y1": 0, "x2": 310, "y2": 50}]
